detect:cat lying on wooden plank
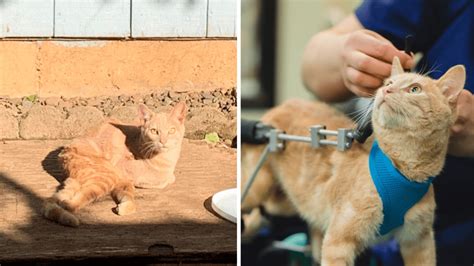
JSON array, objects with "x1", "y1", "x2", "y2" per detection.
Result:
[{"x1": 43, "y1": 103, "x2": 187, "y2": 227}]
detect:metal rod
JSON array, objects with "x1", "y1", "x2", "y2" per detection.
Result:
[
  {"x1": 319, "y1": 129, "x2": 338, "y2": 136},
  {"x1": 277, "y1": 134, "x2": 311, "y2": 143},
  {"x1": 241, "y1": 145, "x2": 271, "y2": 204},
  {"x1": 320, "y1": 139, "x2": 338, "y2": 146}
]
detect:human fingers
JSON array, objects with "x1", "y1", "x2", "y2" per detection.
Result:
[
  {"x1": 341, "y1": 73, "x2": 377, "y2": 98},
  {"x1": 345, "y1": 31, "x2": 413, "y2": 69},
  {"x1": 345, "y1": 66, "x2": 384, "y2": 89},
  {"x1": 343, "y1": 50, "x2": 392, "y2": 79}
]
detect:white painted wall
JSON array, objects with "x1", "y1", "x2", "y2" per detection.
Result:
[
  {"x1": 208, "y1": 0, "x2": 236, "y2": 37},
  {"x1": 132, "y1": 0, "x2": 207, "y2": 37},
  {"x1": 55, "y1": 0, "x2": 130, "y2": 37},
  {"x1": 0, "y1": 0, "x2": 236, "y2": 38},
  {"x1": 0, "y1": 0, "x2": 54, "y2": 37}
]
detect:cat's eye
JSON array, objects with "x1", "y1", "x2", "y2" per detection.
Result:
[
  {"x1": 408, "y1": 85, "x2": 422, "y2": 94},
  {"x1": 168, "y1": 128, "x2": 176, "y2": 134},
  {"x1": 385, "y1": 80, "x2": 393, "y2": 86},
  {"x1": 150, "y1": 128, "x2": 159, "y2": 135}
]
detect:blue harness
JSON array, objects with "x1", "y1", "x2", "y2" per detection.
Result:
[{"x1": 369, "y1": 141, "x2": 434, "y2": 235}]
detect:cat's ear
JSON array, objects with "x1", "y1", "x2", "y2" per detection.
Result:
[
  {"x1": 437, "y1": 65, "x2": 465, "y2": 104},
  {"x1": 171, "y1": 102, "x2": 187, "y2": 124},
  {"x1": 138, "y1": 104, "x2": 153, "y2": 124},
  {"x1": 391, "y1": 56, "x2": 404, "y2": 76}
]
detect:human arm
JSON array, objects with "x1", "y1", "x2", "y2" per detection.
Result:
[{"x1": 301, "y1": 15, "x2": 413, "y2": 102}]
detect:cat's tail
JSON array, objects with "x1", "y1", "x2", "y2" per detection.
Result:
[{"x1": 42, "y1": 198, "x2": 80, "y2": 227}]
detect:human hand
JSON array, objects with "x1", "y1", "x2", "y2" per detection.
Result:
[
  {"x1": 449, "y1": 89, "x2": 474, "y2": 157},
  {"x1": 339, "y1": 30, "x2": 413, "y2": 97}
]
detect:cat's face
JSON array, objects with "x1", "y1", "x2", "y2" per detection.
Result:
[
  {"x1": 372, "y1": 57, "x2": 465, "y2": 132},
  {"x1": 138, "y1": 102, "x2": 187, "y2": 154}
]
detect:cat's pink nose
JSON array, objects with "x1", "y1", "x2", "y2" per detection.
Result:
[
  {"x1": 382, "y1": 87, "x2": 393, "y2": 95},
  {"x1": 160, "y1": 135, "x2": 168, "y2": 144}
]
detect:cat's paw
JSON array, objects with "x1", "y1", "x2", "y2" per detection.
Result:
[{"x1": 115, "y1": 201, "x2": 136, "y2": 216}]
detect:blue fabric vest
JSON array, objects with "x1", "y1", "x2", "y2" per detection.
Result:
[{"x1": 369, "y1": 141, "x2": 434, "y2": 235}]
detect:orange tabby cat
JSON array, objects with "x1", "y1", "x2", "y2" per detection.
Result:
[
  {"x1": 43, "y1": 102, "x2": 187, "y2": 227},
  {"x1": 241, "y1": 58, "x2": 465, "y2": 265}
]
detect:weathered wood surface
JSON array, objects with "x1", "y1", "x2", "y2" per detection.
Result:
[{"x1": 0, "y1": 139, "x2": 236, "y2": 263}]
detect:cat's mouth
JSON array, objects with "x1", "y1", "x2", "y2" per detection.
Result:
[
  {"x1": 155, "y1": 143, "x2": 170, "y2": 152},
  {"x1": 376, "y1": 95, "x2": 394, "y2": 110},
  {"x1": 376, "y1": 97, "x2": 388, "y2": 108}
]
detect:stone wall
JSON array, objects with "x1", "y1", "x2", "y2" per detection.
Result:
[{"x1": 0, "y1": 88, "x2": 236, "y2": 145}]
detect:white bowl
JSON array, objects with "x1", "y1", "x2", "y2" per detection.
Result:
[{"x1": 211, "y1": 188, "x2": 237, "y2": 223}]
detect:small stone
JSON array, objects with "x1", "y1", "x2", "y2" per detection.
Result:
[
  {"x1": 202, "y1": 91, "x2": 213, "y2": 99},
  {"x1": 0, "y1": 107, "x2": 19, "y2": 139},
  {"x1": 45, "y1": 97, "x2": 61, "y2": 106},
  {"x1": 21, "y1": 99, "x2": 34, "y2": 109},
  {"x1": 61, "y1": 106, "x2": 104, "y2": 138},
  {"x1": 185, "y1": 107, "x2": 229, "y2": 140},
  {"x1": 79, "y1": 99, "x2": 88, "y2": 106},
  {"x1": 20, "y1": 106, "x2": 63, "y2": 139},
  {"x1": 163, "y1": 97, "x2": 173, "y2": 105},
  {"x1": 88, "y1": 97, "x2": 102, "y2": 107},
  {"x1": 60, "y1": 100, "x2": 73, "y2": 109},
  {"x1": 118, "y1": 94, "x2": 129, "y2": 102},
  {"x1": 228, "y1": 106, "x2": 237, "y2": 118},
  {"x1": 169, "y1": 91, "x2": 180, "y2": 99}
]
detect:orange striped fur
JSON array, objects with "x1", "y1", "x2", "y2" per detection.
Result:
[
  {"x1": 43, "y1": 102, "x2": 187, "y2": 227},
  {"x1": 242, "y1": 60, "x2": 465, "y2": 265}
]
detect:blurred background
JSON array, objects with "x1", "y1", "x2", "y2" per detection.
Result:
[
  {"x1": 241, "y1": 1, "x2": 366, "y2": 265},
  {"x1": 242, "y1": 0, "x2": 360, "y2": 119}
]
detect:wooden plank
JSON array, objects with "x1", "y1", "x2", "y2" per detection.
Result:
[
  {"x1": 207, "y1": 0, "x2": 236, "y2": 37},
  {"x1": 0, "y1": 0, "x2": 54, "y2": 37},
  {"x1": 132, "y1": 0, "x2": 207, "y2": 37},
  {"x1": 0, "y1": 139, "x2": 236, "y2": 262},
  {"x1": 54, "y1": 0, "x2": 130, "y2": 37}
]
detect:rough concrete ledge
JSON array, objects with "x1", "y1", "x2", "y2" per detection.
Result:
[
  {"x1": 0, "y1": 40, "x2": 236, "y2": 98},
  {"x1": 0, "y1": 88, "x2": 236, "y2": 144}
]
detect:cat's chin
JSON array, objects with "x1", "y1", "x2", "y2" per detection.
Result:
[{"x1": 375, "y1": 113, "x2": 404, "y2": 129}]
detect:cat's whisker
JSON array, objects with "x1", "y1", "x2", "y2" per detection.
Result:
[
  {"x1": 416, "y1": 62, "x2": 441, "y2": 77},
  {"x1": 351, "y1": 98, "x2": 374, "y2": 130},
  {"x1": 140, "y1": 141, "x2": 158, "y2": 159},
  {"x1": 143, "y1": 143, "x2": 157, "y2": 159}
]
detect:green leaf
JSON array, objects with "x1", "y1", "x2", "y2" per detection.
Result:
[
  {"x1": 205, "y1": 132, "x2": 220, "y2": 143},
  {"x1": 26, "y1": 95, "x2": 37, "y2": 102}
]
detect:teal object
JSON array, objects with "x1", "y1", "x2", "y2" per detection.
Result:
[
  {"x1": 282, "y1": 233, "x2": 312, "y2": 266},
  {"x1": 283, "y1": 232, "x2": 308, "y2": 246},
  {"x1": 369, "y1": 141, "x2": 434, "y2": 235}
]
